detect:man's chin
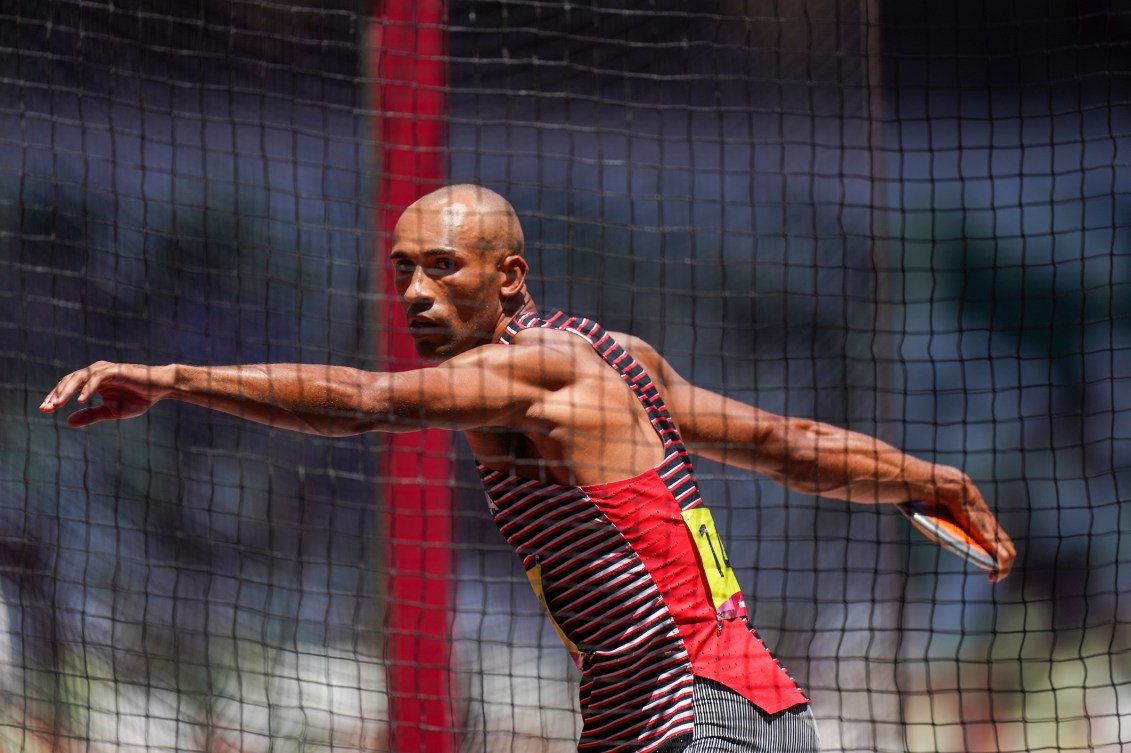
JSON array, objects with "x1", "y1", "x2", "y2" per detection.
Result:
[{"x1": 412, "y1": 337, "x2": 461, "y2": 363}]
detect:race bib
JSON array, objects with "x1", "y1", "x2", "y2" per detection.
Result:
[{"x1": 682, "y1": 507, "x2": 747, "y2": 621}]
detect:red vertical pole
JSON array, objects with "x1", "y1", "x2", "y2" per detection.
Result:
[{"x1": 369, "y1": 2, "x2": 455, "y2": 752}]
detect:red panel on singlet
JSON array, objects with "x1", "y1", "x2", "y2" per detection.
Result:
[{"x1": 579, "y1": 469, "x2": 808, "y2": 713}]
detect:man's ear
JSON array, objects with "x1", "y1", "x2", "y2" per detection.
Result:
[{"x1": 499, "y1": 254, "x2": 528, "y2": 298}]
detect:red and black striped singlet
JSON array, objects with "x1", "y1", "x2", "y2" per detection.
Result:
[{"x1": 477, "y1": 311, "x2": 808, "y2": 753}]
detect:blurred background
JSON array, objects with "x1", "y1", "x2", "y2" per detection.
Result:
[{"x1": 1, "y1": 1, "x2": 1129, "y2": 752}]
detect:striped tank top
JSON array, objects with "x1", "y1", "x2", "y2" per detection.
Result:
[{"x1": 477, "y1": 311, "x2": 808, "y2": 753}]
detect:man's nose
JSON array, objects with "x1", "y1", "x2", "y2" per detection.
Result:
[{"x1": 405, "y1": 266, "x2": 434, "y2": 303}]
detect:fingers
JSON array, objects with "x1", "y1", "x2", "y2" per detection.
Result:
[
  {"x1": 39, "y1": 361, "x2": 113, "y2": 414},
  {"x1": 931, "y1": 471, "x2": 1015, "y2": 583},
  {"x1": 40, "y1": 369, "x2": 87, "y2": 413},
  {"x1": 978, "y1": 516, "x2": 1016, "y2": 583},
  {"x1": 989, "y1": 534, "x2": 1017, "y2": 583},
  {"x1": 959, "y1": 483, "x2": 1016, "y2": 583}
]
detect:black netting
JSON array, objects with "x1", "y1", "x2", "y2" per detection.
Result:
[{"x1": 2, "y1": 2, "x2": 1129, "y2": 751}]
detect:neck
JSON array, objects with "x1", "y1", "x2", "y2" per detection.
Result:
[{"x1": 494, "y1": 293, "x2": 537, "y2": 339}]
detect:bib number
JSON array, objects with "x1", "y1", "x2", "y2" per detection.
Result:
[{"x1": 682, "y1": 507, "x2": 747, "y2": 621}]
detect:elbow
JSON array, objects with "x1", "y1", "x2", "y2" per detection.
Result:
[
  {"x1": 353, "y1": 372, "x2": 398, "y2": 433},
  {"x1": 298, "y1": 370, "x2": 397, "y2": 437},
  {"x1": 763, "y1": 418, "x2": 846, "y2": 497},
  {"x1": 353, "y1": 371, "x2": 425, "y2": 434}
]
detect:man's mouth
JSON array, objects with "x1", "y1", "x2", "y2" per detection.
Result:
[{"x1": 408, "y1": 318, "x2": 446, "y2": 337}]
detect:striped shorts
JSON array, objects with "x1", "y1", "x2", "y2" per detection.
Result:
[{"x1": 661, "y1": 678, "x2": 822, "y2": 753}]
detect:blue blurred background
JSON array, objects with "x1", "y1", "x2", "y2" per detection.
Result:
[{"x1": 1, "y1": 2, "x2": 1129, "y2": 751}]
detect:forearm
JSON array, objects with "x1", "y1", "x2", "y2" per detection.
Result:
[
  {"x1": 169, "y1": 363, "x2": 392, "y2": 436},
  {"x1": 666, "y1": 378, "x2": 1012, "y2": 578},
  {"x1": 45, "y1": 351, "x2": 526, "y2": 435},
  {"x1": 675, "y1": 387, "x2": 963, "y2": 505},
  {"x1": 752, "y1": 417, "x2": 965, "y2": 505}
]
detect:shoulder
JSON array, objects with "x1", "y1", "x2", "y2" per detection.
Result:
[
  {"x1": 508, "y1": 327, "x2": 605, "y2": 387},
  {"x1": 606, "y1": 330, "x2": 681, "y2": 390},
  {"x1": 508, "y1": 325, "x2": 600, "y2": 365},
  {"x1": 608, "y1": 330, "x2": 657, "y2": 359},
  {"x1": 440, "y1": 329, "x2": 588, "y2": 390},
  {"x1": 489, "y1": 321, "x2": 677, "y2": 389}
]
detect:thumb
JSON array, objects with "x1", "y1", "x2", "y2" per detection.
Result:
[{"x1": 67, "y1": 405, "x2": 119, "y2": 428}]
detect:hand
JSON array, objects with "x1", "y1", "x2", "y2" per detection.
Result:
[
  {"x1": 40, "y1": 361, "x2": 174, "y2": 427},
  {"x1": 936, "y1": 472, "x2": 1017, "y2": 583}
]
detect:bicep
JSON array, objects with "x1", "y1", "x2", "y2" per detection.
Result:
[
  {"x1": 614, "y1": 334, "x2": 780, "y2": 468},
  {"x1": 363, "y1": 346, "x2": 546, "y2": 433}
]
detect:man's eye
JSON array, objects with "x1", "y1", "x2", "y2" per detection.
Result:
[
  {"x1": 394, "y1": 261, "x2": 415, "y2": 274},
  {"x1": 434, "y1": 259, "x2": 456, "y2": 272}
]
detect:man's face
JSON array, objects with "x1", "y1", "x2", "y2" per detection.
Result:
[{"x1": 390, "y1": 201, "x2": 508, "y2": 362}]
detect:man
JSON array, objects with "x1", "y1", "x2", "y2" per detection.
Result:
[{"x1": 41, "y1": 184, "x2": 1015, "y2": 753}]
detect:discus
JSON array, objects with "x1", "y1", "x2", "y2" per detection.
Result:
[{"x1": 898, "y1": 500, "x2": 998, "y2": 574}]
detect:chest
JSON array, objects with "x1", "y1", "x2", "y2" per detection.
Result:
[{"x1": 465, "y1": 428, "x2": 571, "y2": 485}]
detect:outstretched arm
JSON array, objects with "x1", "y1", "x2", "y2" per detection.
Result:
[
  {"x1": 41, "y1": 361, "x2": 377, "y2": 435},
  {"x1": 40, "y1": 347, "x2": 539, "y2": 437},
  {"x1": 618, "y1": 334, "x2": 1016, "y2": 581}
]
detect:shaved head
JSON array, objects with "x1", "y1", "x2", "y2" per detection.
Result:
[{"x1": 399, "y1": 184, "x2": 524, "y2": 262}]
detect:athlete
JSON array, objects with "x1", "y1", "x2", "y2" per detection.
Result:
[{"x1": 41, "y1": 184, "x2": 1015, "y2": 753}]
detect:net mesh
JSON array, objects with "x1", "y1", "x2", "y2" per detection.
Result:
[{"x1": 1, "y1": 1, "x2": 1129, "y2": 752}]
